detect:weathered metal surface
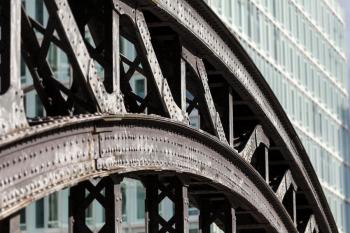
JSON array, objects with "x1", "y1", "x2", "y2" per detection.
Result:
[
  {"x1": 144, "y1": 176, "x2": 189, "y2": 233},
  {"x1": 181, "y1": 47, "x2": 227, "y2": 143},
  {"x1": 275, "y1": 170, "x2": 297, "y2": 202},
  {"x1": 0, "y1": 0, "x2": 27, "y2": 136},
  {"x1": 44, "y1": 0, "x2": 125, "y2": 114},
  {"x1": 238, "y1": 125, "x2": 269, "y2": 163},
  {"x1": 145, "y1": 1, "x2": 335, "y2": 231},
  {"x1": 69, "y1": 177, "x2": 123, "y2": 233},
  {"x1": 0, "y1": 0, "x2": 338, "y2": 232},
  {"x1": 114, "y1": 1, "x2": 187, "y2": 123},
  {"x1": 0, "y1": 115, "x2": 295, "y2": 233}
]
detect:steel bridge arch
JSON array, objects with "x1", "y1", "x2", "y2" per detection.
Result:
[
  {"x1": 0, "y1": 115, "x2": 294, "y2": 232},
  {"x1": 0, "y1": 0, "x2": 338, "y2": 232}
]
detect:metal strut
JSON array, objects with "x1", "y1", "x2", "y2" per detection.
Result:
[
  {"x1": 69, "y1": 177, "x2": 123, "y2": 233},
  {"x1": 199, "y1": 199, "x2": 236, "y2": 233},
  {"x1": 144, "y1": 176, "x2": 189, "y2": 233},
  {"x1": 0, "y1": 0, "x2": 27, "y2": 137}
]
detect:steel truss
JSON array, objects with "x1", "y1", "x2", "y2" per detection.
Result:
[{"x1": 0, "y1": 0, "x2": 337, "y2": 233}]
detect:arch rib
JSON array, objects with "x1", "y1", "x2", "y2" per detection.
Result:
[{"x1": 0, "y1": 115, "x2": 295, "y2": 233}]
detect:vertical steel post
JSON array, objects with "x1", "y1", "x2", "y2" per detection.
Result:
[
  {"x1": 105, "y1": 177, "x2": 123, "y2": 233},
  {"x1": 180, "y1": 58, "x2": 187, "y2": 113},
  {"x1": 0, "y1": 213, "x2": 20, "y2": 233},
  {"x1": 224, "y1": 207, "x2": 236, "y2": 233},
  {"x1": 264, "y1": 146, "x2": 269, "y2": 183},
  {"x1": 69, "y1": 184, "x2": 86, "y2": 233},
  {"x1": 0, "y1": 0, "x2": 27, "y2": 135},
  {"x1": 228, "y1": 87, "x2": 234, "y2": 147},
  {"x1": 199, "y1": 200, "x2": 211, "y2": 233},
  {"x1": 174, "y1": 179, "x2": 189, "y2": 233},
  {"x1": 292, "y1": 189, "x2": 297, "y2": 226},
  {"x1": 145, "y1": 176, "x2": 159, "y2": 233},
  {"x1": 104, "y1": 0, "x2": 120, "y2": 94}
]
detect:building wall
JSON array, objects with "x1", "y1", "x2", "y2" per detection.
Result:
[
  {"x1": 19, "y1": 0, "x2": 350, "y2": 232},
  {"x1": 204, "y1": 0, "x2": 350, "y2": 232}
]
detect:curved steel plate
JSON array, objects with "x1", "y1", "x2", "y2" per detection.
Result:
[{"x1": 0, "y1": 114, "x2": 296, "y2": 233}]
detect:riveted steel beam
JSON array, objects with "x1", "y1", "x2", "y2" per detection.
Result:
[
  {"x1": 143, "y1": 1, "x2": 335, "y2": 231},
  {"x1": 144, "y1": 176, "x2": 189, "y2": 233},
  {"x1": 181, "y1": 47, "x2": 227, "y2": 143},
  {"x1": 69, "y1": 177, "x2": 123, "y2": 233},
  {"x1": 150, "y1": 30, "x2": 187, "y2": 113},
  {"x1": 0, "y1": 0, "x2": 338, "y2": 232},
  {"x1": 275, "y1": 170, "x2": 297, "y2": 203},
  {"x1": 0, "y1": 115, "x2": 295, "y2": 233},
  {"x1": 238, "y1": 125, "x2": 270, "y2": 163},
  {"x1": 0, "y1": 0, "x2": 27, "y2": 136},
  {"x1": 275, "y1": 169, "x2": 297, "y2": 224},
  {"x1": 113, "y1": 0, "x2": 188, "y2": 123},
  {"x1": 228, "y1": 88, "x2": 234, "y2": 147},
  {"x1": 44, "y1": 0, "x2": 125, "y2": 114},
  {"x1": 198, "y1": 199, "x2": 236, "y2": 233},
  {"x1": 21, "y1": 11, "x2": 70, "y2": 115}
]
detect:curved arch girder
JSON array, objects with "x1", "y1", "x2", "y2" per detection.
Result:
[
  {"x1": 0, "y1": 115, "x2": 295, "y2": 233},
  {"x1": 0, "y1": 0, "x2": 338, "y2": 232}
]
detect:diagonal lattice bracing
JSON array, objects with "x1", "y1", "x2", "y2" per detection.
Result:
[
  {"x1": 114, "y1": 0, "x2": 188, "y2": 123},
  {"x1": 181, "y1": 47, "x2": 227, "y2": 143},
  {"x1": 69, "y1": 177, "x2": 123, "y2": 233},
  {"x1": 44, "y1": 0, "x2": 126, "y2": 114},
  {"x1": 143, "y1": 176, "x2": 189, "y2": 233}
]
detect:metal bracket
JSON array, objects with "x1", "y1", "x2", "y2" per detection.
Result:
[
  {"x1": 239, "y1": 125, "x2": 270, "y2": 162},
  {"x1": 275, "y1": 170, "x2": 297, "y2": 202}
]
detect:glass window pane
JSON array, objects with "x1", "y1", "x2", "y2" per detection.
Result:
[
  {"x1": 35, "y1": 198, "x2": 45, "y2": 228},
  {"x1": 48, "y1": 193, "x2": 58, "y2": 228},
  {"x1": 137, "y1": 184, "x2": 145, "y2": 219}
]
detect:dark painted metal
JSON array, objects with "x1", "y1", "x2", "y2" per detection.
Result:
[
  {"x1": 69, "y1": 177, "x2": 123, "y2": 233},
  {"x1": 0, "y1": 0, "x2": 338, "y2": 232},
  {"x1": 0, "y1": 213, "x2": 20, "y2": 233},
  {"x1": 144, "y1": 176, "x2": 189, "y2": 233}
]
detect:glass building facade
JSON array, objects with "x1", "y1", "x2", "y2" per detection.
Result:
[
  {"x1": 204, "y1": 0, "x2": 350, "y2": 232},
  {"x1": 19, "y1": 0, "x2": 350, "y2": 232}
]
